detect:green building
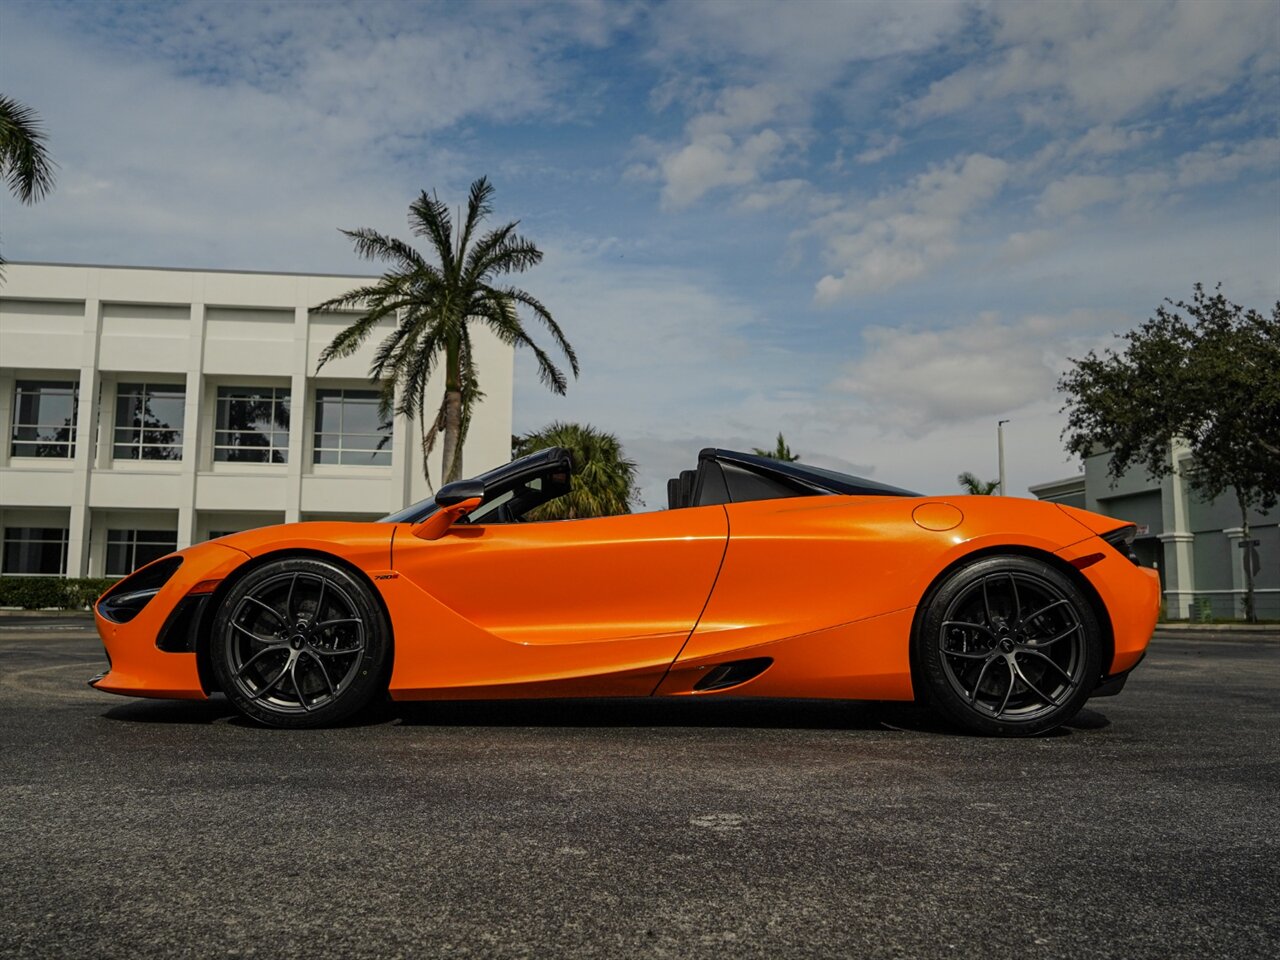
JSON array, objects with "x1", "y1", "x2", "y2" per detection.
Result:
[{"x1": 1030, "y1": 444, "x2": 1276, "y2": 621}]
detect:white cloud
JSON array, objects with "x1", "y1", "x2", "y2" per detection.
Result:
[
  {"x1": 651, "y1": 0, "x2": 967, "y2": 76},
  {"x1": 911, "y1": 1, "x2": 1278, "y2": 125},
  {"x1": 812, "y1": 153, "x2": 1010, "y2": 301},
  {"x1": 659, "y1": 125, "x2": 793, "y2": 210},
  {"x1": 856, "y1": 135, "x2": 906, "y2": 165},
  {"x1": 830, "y1": 310, "x2": 1121, "y2": 437},
  {"x1": 1066, "y1": 123, "x2": 1160, "y2": 159},
  {"x1": 1036, "y1": 174, "x2": 1125, "y2": 218},
  {"x1": 1036, "y1": 137, "x2": 1280, "y2": 218}
]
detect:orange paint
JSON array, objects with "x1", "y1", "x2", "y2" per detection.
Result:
[{"x1": 90, "y1": 493, "x2": 1158, "y2": 707}]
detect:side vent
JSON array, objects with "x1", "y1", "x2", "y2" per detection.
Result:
[{"x1": 693, "y1": 657, "x2": 773, "y2": 692}]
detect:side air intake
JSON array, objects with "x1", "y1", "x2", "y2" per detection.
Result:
[{"x1": 693, "y1": 657, "x2": 773, "y2": 692}]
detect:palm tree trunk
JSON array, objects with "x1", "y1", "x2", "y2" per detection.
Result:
[
  {"x1": 418, "y1": 402, "x2": 434, "y2": 494},
  {"x1": 440, "y1": 342, "x2": 463, "y2": 483}
]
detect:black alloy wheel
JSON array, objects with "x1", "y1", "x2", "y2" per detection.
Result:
[
  {"x1": 210, "y1": 557, "x2": 390, "y2": 728},
  {"x1": 914, "y1": 555, "x2": 1101, "y2": 736}
]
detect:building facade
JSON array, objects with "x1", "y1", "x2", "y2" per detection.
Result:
[
  {"x1": 0, "y1": 262, "x2": 513, "y2": 578},
  {"x1": 1030, "y1": 445, "x2": 1277, "y2": 620}
]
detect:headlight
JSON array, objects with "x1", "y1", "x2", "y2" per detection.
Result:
[{"x1": 97, "y1": 556, "x2": 183, "y2": 623}]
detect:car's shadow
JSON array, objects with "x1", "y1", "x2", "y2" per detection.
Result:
[{"x1": 100, "y1": 695, "x2": 1111, "y2": 736}]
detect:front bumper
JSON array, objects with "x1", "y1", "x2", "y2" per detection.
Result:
[{"x1": 90, "y1": 543, "x2": 247, "y2": 699}]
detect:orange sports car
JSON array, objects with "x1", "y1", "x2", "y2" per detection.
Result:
[{"x1": 91, "y1": 447, "x2": 1160, "y2": 735}]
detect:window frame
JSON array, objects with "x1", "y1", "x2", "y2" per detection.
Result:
[
  {"x1": 10, "y1": 379, "x2": 79, "y2": 460},
  {"x1": 104, "y1": 529, "x2": 179, "y2": 578},
  {"x1": 212, "y1": 385, "x2": 291, "y2": 464},
  {"x1": 312, "y1": 387, "x2": 393, "y2": 467},
  {"x1": 112, "y1": 381, "x2": 186, "y2": 462},
  {"x1": 1, "y1": 526, "x2": 70, "y2": 576}
]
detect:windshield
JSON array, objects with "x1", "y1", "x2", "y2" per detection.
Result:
[{"x1": 378, "y1": 447, "x2": 573, "y2": 524}]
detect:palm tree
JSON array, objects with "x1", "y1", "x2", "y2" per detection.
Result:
[
  {"x1": 957, "y1": 471, "x2": 1000, "y2": 495},
  {"x1": 753, "y1": 432, "x2": 799, "y2": 462},
  {"x1": 314, "y1": 177, "x2": 577, "y2": 486},
  {"x1": 0, "y1": 94, "x2": 56, "y2": 270},
  {"x1": 512, "y1": 421, "x2": 639, "y2": 519}
]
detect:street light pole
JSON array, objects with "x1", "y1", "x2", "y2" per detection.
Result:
[{"x1": 997, "y1": 419, "x2": 1010, "y2": 496}]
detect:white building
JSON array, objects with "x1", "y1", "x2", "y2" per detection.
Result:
[{"x1": 0, "y1": 262, "x2": 513, "y2": 578}]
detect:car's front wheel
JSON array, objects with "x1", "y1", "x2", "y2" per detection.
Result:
[
  {"x1": 913, "y1": 555, "x2": 1102, "y2": 736},
  {"x1": 210, "y1": 557, "x2": 390, "y2": 728}
]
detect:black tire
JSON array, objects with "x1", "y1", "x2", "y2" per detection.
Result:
[
  {"x1": 210, "y1": 557, "x2": 390, "y2": 728},
  {"x1": 913, "y1": 555, "x2": 1101, "y2": 737}
]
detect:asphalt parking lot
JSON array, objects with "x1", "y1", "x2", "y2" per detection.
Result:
[{"x1": 1, "y1": 624, "x2": 1276, "y2": 959}]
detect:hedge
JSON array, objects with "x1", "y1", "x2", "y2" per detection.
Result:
[{"x1": 0, "y1": 577, "x2": 115, "y2": 611}]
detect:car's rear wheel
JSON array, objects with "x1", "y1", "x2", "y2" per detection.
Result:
[
  {"x1": 210, "y1": 557, "x2": 389, "y2": 728},
  {"x1": 913, "y1": 555, "x2": 1101, "y2": 736}
]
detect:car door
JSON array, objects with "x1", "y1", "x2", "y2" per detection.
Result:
[{"x1": 390, "y1": 505, "x2": 728, "y2": 697}]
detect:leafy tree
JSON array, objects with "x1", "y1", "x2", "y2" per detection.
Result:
[
  {"x1": 753, "y1": 432, "x2": 799, "y2": 462},
  {"x1": 315, "y1": 177, "x2": 577, "y2": 487},
  {"x1": 957, "y1": 471, "x2": 1000, "y2": 495},
  {"x1": 512, "y1": 421, "x2": 639, "y2": 519},
  {"x1": 1059, "y1": 284, "x2": 1280, "y2": 621},
  {"x1": 0, "y1": 94, "x2": 56, "y2": 271}
]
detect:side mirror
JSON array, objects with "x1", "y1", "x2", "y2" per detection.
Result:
[{"x1": 412, "y1": 496, "x2": 483, "y2": 541}]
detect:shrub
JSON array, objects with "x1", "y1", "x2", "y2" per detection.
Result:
[{"x1": 0, "y1": 577, "x2": 115, "y2": 610}]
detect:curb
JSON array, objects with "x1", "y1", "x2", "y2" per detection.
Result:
[
  {"x1": 1155, "y1": 622, "x2": 1280, "y2": 634},
  {"x1": 0, "y1": 609, "x2": 93, "y2": 618}
]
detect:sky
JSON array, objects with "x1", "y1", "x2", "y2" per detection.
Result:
[{"x1": 2, "y1": 0, "x2": 1277, "y2": 509}]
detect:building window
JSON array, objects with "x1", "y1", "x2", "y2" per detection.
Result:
[
  {"x1": 105, "y1": 529, "x2": 178, "y2": 577},
  {"x1": 10, "y1": 380, "x2": 78, "y2": 459},
  {"x1": 114, "y1": 382, "x2": 185, "y2": 460},
  {"x1": 214, "y1": 386, "x2": 290, "y2": 463},
  {"x1": 2, "y1": 527, "x2": 69, "y2": 575},
  {"x1": 313, "y1": 389, "x2": 392, "y2": 466}
]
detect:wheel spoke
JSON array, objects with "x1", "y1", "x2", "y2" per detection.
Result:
[
  {"x1": 1023, "y1": 598, "x2": 1069, "y2": 625},
  {"x1": 310, "y1": 642, "x2": 364, "y2": 657},
  {"x1": 1008, "y1": 574, "x2": 1022, "y2": 621},
  {"x1": 1013, "y1": 661, "x2": 1060, "y2": 707},
  {"x1": 1019, "y1": 648, "x2": 1076, "y2": 685},
  {"x1": 969, "y1": 656, "x2": 995, "y2": 703},
  {"x1": 232, "y1": 621, "x2": 277, "y2": 644},
  {"x1": 285, "y1": 573, "x2": 299, "y2": 622},
  {"x1": 1028, "y1": 622, "x2": 1081, "y2": 647},
  {"x1": 243, "y1": 595, "x2": 286, "y2": 626},
  {"x1": 944, "y1": 646, "x2": 993, "y2": 660},
  {"x1": 304, "y1": 651, "x2": 336, "y2": 698},
  {"x1": 235, "y1": 644, "x2": 287, "y2": 679},
  {"x1": 315, "y1": 577, "x2": 327, "y2": 622},
  {"x1": 249, "y1": 661, "x2": 291, "y2": 701},
  {"x1": 942, "y1": 620, "x2": 995, "y2": 637},
  {"x1": 981, "y1": 578, "x2": 994, "y2": 627},
  {"x1": 289, "y1": 658, "x2": 310, "y2": 712},
  {"x1": 315, "y1": 617, "x2": 361, "y2": 629},
  {"x1": 994, "y1": 660, "x2": 1016, "y2": 717}
]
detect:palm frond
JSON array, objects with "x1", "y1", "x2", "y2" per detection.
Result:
[
  {"x1": 456, "y1": 176, "x2": 495, "y2": 265},
  {"x1": 339, "y1": 227, "x2": 428, "y2": 270},
  {"x1": 477, "y1": 233, "x2": 543, "y2": 277},
  {"x1": 0, "y1": 95, "x2": 56, "y2": 204},
  {"x1": 485, "y1": 284, "x2": 579, "y2": 376},
  {"x1": 408, "y1": 190, "x2": 457, "y2": 278}
]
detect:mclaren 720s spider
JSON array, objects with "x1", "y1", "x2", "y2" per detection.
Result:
[{"x1": 91, "y1": 446, "x2": 1160, "y2": 735}]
